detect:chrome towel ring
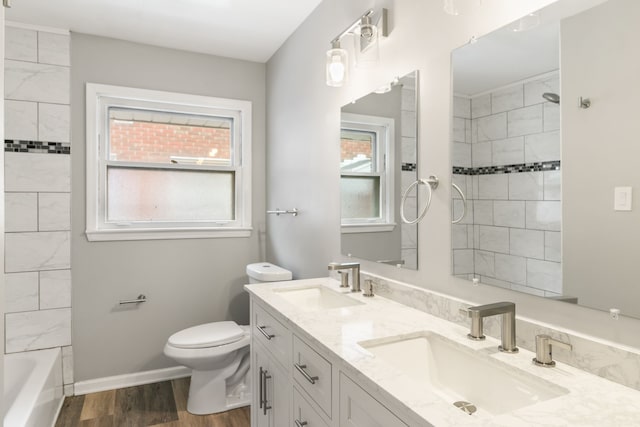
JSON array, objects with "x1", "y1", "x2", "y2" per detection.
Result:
[
  {"x1": 400, "y1": 175, "x2": 439, "y2": 224},
  {"x1": 451, "y1": 183, "x2": 467, "y2": 224}
]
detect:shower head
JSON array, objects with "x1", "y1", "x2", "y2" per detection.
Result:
[{"x1": 542, "y1": 92, "x2": 560, "y2": 104}]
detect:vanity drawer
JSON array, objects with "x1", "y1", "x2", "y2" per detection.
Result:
[
  {"x1": 293, "y1": 386, "x2": 330, "y2": 427},
  {"x1": 292, "y1": 335, "x2": 332, "y2": 418},
  {"x1": 252, "y1": 301, "x2": 292, "y2": 370},
  {"x1": 339, "y1": 373, "x2": 407, "y2": 427}
]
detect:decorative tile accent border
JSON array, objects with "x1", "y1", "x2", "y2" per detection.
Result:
[
  {"x1": 453, "y1": 160, "x2": 560, "y2": 176},
  {"x1": 402, "y1": 162, "x2": 417, "y2": 171},
  {"x1": 5, "y1": 140, "x2": 71, "y2": 155}
]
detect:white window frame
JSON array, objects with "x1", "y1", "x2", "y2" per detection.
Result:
[
  {"x1": 340, "y1": 113, "x2": 395, "y2": 234},
  {"x1": 85, "y1": 83, "x2": 252, "y2": 241}
]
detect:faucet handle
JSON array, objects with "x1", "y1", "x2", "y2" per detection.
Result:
[
  {"x1": 533, "y1": 334, "x2": 572, "y2": 367},
  {"x1": 338, "y1": 271, "x2": 349, "y2": 288},
  {"x1": 363, "y1": 279, "x2": 374, "y2": 297}
]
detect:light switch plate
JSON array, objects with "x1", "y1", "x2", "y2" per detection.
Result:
[{"x1": 614, "y1": 186, "x2": 632, "y2": 211}]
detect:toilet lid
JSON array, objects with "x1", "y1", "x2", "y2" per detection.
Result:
[{"x1": 168, "y1": 321, "x2": 245, "y2": 349}]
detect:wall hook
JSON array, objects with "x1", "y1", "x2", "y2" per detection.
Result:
[{"x1": 579, "y1": 96, "x2": 591, "y2": 109}]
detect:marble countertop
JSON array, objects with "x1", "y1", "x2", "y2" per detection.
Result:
[{"x1": 246, "y1": 277, "x2": 640, "y2": 426}]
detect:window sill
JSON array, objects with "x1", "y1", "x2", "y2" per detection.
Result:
[
  {"x1": 86, "y1": 227, "x2": 252, "y2": 242},
  {"x1": 341, "y1": 223, "x2": 396, "y2": 234}
]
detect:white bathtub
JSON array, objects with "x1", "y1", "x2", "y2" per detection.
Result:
[{"x1": 4, "y1": 348, "x2": 64, "y2": 427}]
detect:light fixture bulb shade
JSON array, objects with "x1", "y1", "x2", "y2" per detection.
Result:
[
  {"x1": 354, "y1": 21, "x2": 379, "y2": 67},
  {"x1": 326, "y1": 48, "x2": 348, "y2": 87}
]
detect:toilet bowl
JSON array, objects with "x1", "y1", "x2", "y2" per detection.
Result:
[
  {"x1": 164, "y1": 321, "x2": 251, "y2": 415},
  {"x1": 164, "y1": 262, "x2": 292, "y2": 415}
]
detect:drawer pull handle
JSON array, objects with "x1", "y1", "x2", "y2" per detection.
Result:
[
  {"x1": 257, "y1": 325, "x2": 275, "y2": 340},
  {"x1": 294, "y1": 363, "x2": 319, "y2": 385},
  {"x1": 295, "y1": 420, "x2": 308, "y2": 427}
]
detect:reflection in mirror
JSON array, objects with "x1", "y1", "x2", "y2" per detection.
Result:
[
  {"x1": 451, "y1": 0, "x2": 640, "y2": 319},
  {"x1": 341, "y1": 71, "x2": 418, "y2": 270}
]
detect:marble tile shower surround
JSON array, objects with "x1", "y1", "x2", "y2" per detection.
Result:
[
  {"x1": 358, "y1": 271, "x2": 640, "y2": 392},
  {"x1": 4, "y1": 25, "x2": 74, "y2": 395},
  {"x1": 451, "y1": 71, "x2": 562, "y2": 296}
]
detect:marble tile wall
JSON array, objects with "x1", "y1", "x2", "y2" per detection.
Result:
[
  {"x1": 451, "y1": 71, "x2": 562, "y2": 297},
  {"x1": 400, "y1": 73, "x2": 418, "y2": 269},
  {"x1": 4, "y1": 24, "x2": 74, "y2": 395}
]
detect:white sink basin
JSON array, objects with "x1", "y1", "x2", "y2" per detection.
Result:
[
  {"x1": 359, "y1": 332, "x2": 568, "y2": 416},
  {"x1": 273, "y1": 285, "x2": 364, "y2": 311}
]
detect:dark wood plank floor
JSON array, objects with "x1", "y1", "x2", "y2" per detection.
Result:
[{"x1": 55, "y1": 377, "x2": 250, "y2": 427}]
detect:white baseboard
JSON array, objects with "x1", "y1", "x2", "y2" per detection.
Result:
[{"x1": 73, "y1": 366, "x2": 191, "y2": 395}]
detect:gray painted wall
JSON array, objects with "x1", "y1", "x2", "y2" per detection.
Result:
[
  {"x1": 71, "y1": 33, "x2": 266, "y2": 381},
  {"x1": 562, "y1": 0, "x2": 640, "y2": 318},
  {"x1": 265, "y1": 0, "x2": 640, "y2": 348}
]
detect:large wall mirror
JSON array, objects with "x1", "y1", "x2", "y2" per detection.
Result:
[
  {"x1": 450, "y1": 0, "x2": 640, "y2": 319},
  {"x1": 341, "y1": 71, "x2": 419, "y2": 270}
]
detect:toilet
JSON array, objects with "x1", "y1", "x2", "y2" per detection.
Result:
[{"x1": 163, "y1": 262, "x2": 292, "y2": 415}]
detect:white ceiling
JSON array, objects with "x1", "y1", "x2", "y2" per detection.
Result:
[{"x1": 6, "y1": 0, "x2": 323, "y2": 63}]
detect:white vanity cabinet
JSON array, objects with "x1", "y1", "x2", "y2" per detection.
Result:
[
  {"x1": 251, "y1": 300, "x2": 292, "y2": 427},
  {"x1": 250, "y1": 297, "x2": 413, "y2": 427},
  {"x1": 339, "y1": 373, "x2": 407, "y2": 427},
  {"x1": 253, "y1": 340, "x2": 291, "y2": 427}
]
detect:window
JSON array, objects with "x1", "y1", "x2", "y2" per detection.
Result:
[
  {"x1": 340, "y1": 113, "x2": 394, "y2": 233},
  {"x1": 86, "y1": 83, "x2": 252, "y2": 241}
]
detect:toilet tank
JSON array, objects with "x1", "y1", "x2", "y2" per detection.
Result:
[{"x1": 246, "y1": 262, "x2": 292, "y2": 283}]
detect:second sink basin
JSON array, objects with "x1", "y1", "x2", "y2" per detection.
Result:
[
  {"x1": 272, "y1": 285, "x2": 364, "y2": 311},
  {"x1": 359, "y1": 332, "x2": 568, "y2": 416}
]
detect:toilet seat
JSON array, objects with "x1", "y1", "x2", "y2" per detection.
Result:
[
  {"x1": 168, "y1": 321, "x2": 244, "y2": 349},
  {"x1": 164, "y1": 325, "x2": 250, "y2": 361}
]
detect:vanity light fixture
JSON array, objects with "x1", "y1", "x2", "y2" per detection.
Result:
[
  {"x1": 443, "y1": 0, "x2": 481, "y2": 16},
  {"x1": 354, "y1": 13, "x2": 379, "y2": 66},
  {"x1": 326, "y1": 40, "x2": 349, "y2": 87},
  {"x1": 325, "y1": 9, "x2": 388, "y2": 87}
]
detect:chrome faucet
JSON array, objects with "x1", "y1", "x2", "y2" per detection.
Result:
[
  {"x1": 461, "y1": 302, "x2": 519, "y2": 353},
  {"x1": 328, "y1": 262, "x2": 360, "y2": 292}
]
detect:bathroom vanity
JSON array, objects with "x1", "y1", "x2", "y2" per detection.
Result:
[{"x1": 246, "y1": 277, "x2": 640, "y2": 426}]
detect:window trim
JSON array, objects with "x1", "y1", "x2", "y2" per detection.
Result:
[
  {"x1": 85, "y1": 83, "x2": 252, "y2": 241},
  {"x1": 340, "y1": 113, "x2": 395, "y2": 234}
]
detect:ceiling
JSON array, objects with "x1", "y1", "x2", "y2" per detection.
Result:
[{"x1": 6, "y1": 0, "x2": 323, "y2": 63}]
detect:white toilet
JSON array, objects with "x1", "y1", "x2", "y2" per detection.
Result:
[{"x1": 163, "y1": 262, "x2": 292, "y2": 415}]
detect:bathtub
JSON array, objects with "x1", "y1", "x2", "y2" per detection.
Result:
[{"x1": 4, "y1": 348, "x2": 64, "y2": 427}]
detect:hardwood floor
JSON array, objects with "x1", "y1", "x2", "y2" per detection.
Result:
[{"x1": 55, "y1": 378, "x2": 250, "y2": 427}]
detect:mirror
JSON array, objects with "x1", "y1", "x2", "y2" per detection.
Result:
[
  {"x1": 341, "y1": 71, "x2": 419, "y2": 269},
  {"x1": 450, "y1": 0, "x2": 640, "y2": 319}
]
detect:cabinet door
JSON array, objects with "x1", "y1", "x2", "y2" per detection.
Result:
[
  {"x1": 252, "y1": 345, "x2": 270, "y2": 427},
  {"x1": 293, "y1": 386, "x2": 330, "y2": 427},
  {"x1": 339, "y1": 373, "x2": 407, "y2": 427},
  {"x1": 253, "y1": 343, "x2": 290, "y2": 427},
  {"x1": 269, "y1": 360, "x2": 290, "y2": 427}
]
